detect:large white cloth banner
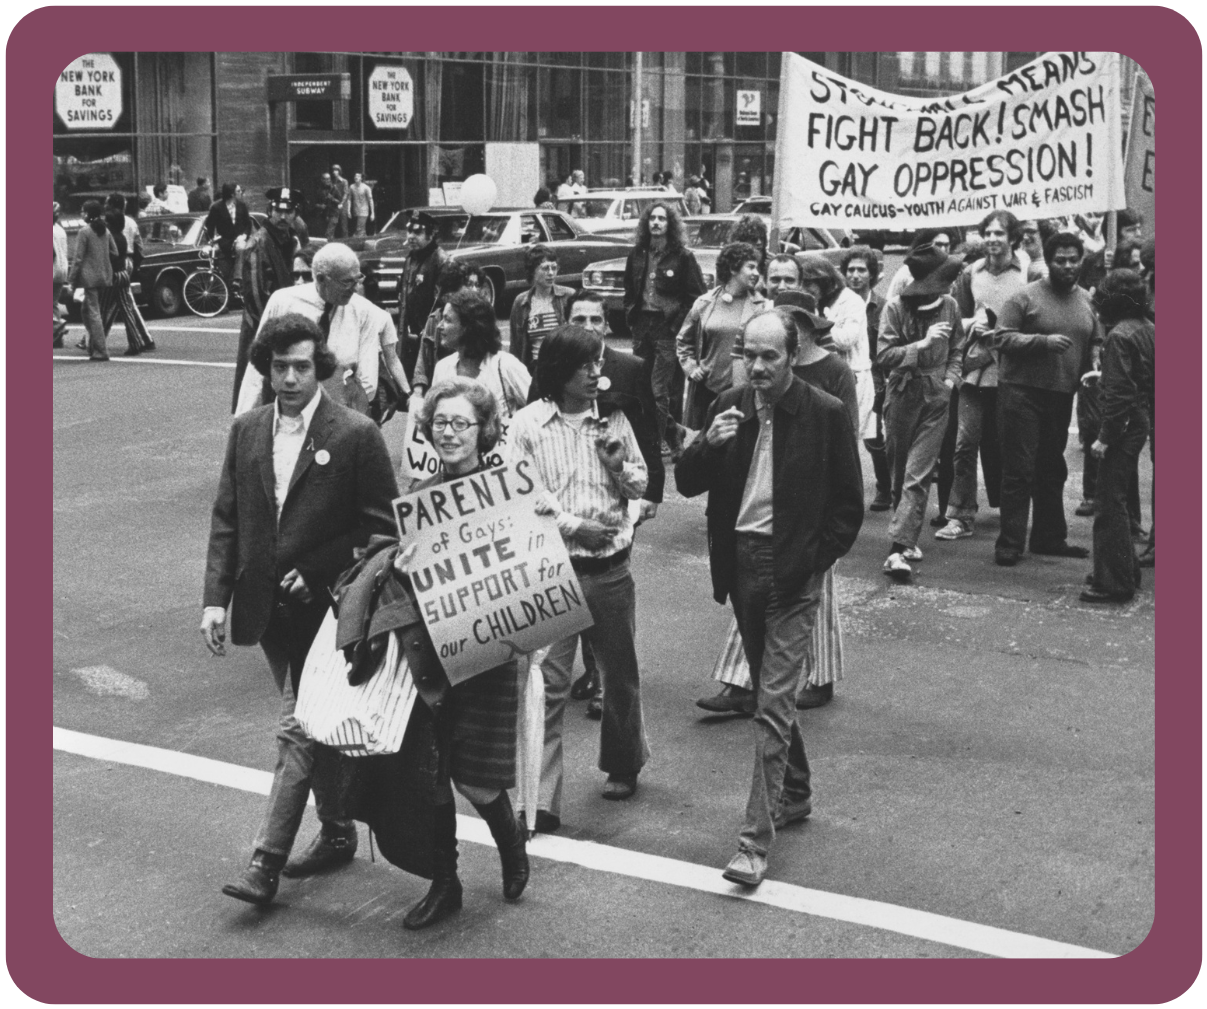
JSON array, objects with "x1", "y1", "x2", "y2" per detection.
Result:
[{"x1": 774, "y1": 52, "x2": 1125, "y2": 231}]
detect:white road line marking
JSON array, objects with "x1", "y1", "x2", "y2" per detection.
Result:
[
  {"x1": 52, "y1": 726, "x2": 1114, "y2": 959},
  {"x1": 62, "y1": 323, "x2": 240, "y2": 334},
  {"x1": 53, "y1": 356, "x2": 235, "y2": 368}
]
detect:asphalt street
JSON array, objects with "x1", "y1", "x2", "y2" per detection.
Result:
[{"x1": 51, "y1": 310, "x2": 1154, "y2": 961}]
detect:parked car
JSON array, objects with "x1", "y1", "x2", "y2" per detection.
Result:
[
  {"x1": 580, "y1": 214, "x2": 849, "y2": 332},
  {"x1": 354, "y1": 207, "x2": 630, "y2": 312},
  {"x1": 731, "y1": 195, "x2": 857, "y2": 249},
  {"x1": 555, "y1": 189, "x2": 689, "y2": 237}
]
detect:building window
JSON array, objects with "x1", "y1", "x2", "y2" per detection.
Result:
[
  {"x1": 136, "y1": 53, "x2": 213, "y2": 134},
  {"x1": 53, "y1": 137, "x2": 135, "y2": 212},
  {"x1": 538, "y1": 66, "x2": 581, "y2": 139},
  {"x1": 487, "y1": 54, "x2": 536, "y2": 142}
]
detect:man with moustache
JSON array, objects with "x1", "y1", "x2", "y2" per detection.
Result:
[
  {"x1": 623, "y1": 201, "x2": 705, "y2": 460},
  {"x1": 675, "y1": 309, "x2": 863, "y2": 886},
  {"x1": 397, "y1": 211, "x2": 448, "y2": 378}
]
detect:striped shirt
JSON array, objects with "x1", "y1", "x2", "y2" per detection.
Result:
[{"x1": 507, "y1": 398, "x2": 648, "y2": 559}]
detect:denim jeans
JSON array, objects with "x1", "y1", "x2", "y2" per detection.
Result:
[
  {"x1": 81, "y1": 288, "x2": 106, "y2": 358},
  {"x1": 732, "y1": 534, "x2": 820, "y2": 857},
  {"x1": 996, "y1": 384, "x2": 1075, "y2": 556},
  {"x1": 1091, "y1": 424, "x2": 1147, "y2": 597},
  {"x1": 252, "y1": 607, "x2": 356, "y2": 858},
  {"x1": 884, "y1": 375, "x2": 951, "y2": 548},
  {"x1": 947, "y1": 385, "x2": 1001, "y2": 522},
  {"x1": 539, "y1": 560, "x2": 649, "y2": 815},
  {"x1": 632, "y1": 311, "x2": 682, "y2": 449}
]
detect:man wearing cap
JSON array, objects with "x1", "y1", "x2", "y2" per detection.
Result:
[
  {"x1": 992, "y1": 232, "x2": 1101, "y2": 566},
  {"x1": 676, "y1": 308, "x2": 863, "y2": 887},
  {"x1": 397, "y1": 211, "x2": 448, "y2": 378},
  {"x1": 877, "y1": 245, "x2": 966, "y2": 580},
  {"x1": 232, "y1": 188, "x2": 303, "y2": 411}
]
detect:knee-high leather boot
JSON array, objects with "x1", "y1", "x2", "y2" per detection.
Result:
[
  {"x1": 472, "y1": 791, "x2": 530, "y2": 900},
  {"x1": 403, "y1": 802, "x2": 462, "y2": 930}
]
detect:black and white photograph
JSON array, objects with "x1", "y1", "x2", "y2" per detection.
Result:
[{"x1": 38, "y1": 28, "x2": 1177, "y2": 992}]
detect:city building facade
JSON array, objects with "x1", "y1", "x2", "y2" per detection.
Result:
[{"x1": 58, "y1": 51, "x2": 1147, "y2": 236}]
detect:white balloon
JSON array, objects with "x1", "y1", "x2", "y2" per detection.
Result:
[{"x1": 460, "y1": 174, "x2": 497, "y2": 216}]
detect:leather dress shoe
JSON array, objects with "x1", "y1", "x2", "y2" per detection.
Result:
[
  {"x1": 122, "y1": 347, "x2": 142, "y2": 356},
  {"x1": 570, "y1": 670, "x2": 598, "y2": 700},
  {"x1": 795, "y1": 682, "x2": 833, "y2": 710},
  {"x1": 586, "y1": 693, "x2": 602, "y2": 719},
  {"x1": 1080, "y1": 587, "x2": 1133, "y2": 604},
  {"x1": 222, "y1": 853, "x2": 281, "y2": 905},
  {"x1": 773, "y1": 797, "x2": 813, "y2": 829},
  {"x1": 696, "y1": 685, "x2": 755, "y2": 715},
  {"x1": 602, "y1": 773, "x2": 638, "y2": 800},
  {"x1": 282, "y1": 829, "x2": 357, "y2": 878},
  {"x1": 722, "y1": 848, "x2": 767, "y2": 886},
  {"x1": 869, "y1": 490, "x2": 892, "y2": 512},
  {"x1": 995, "y1": 551, "x2": 1021, "y2": 567},
  {"x1": 1074, "y1": 499, "x2": 1095, "y2": 516},
  {"x1": 1031, "y1": 542, "x2": 1090, "y2": 559}
]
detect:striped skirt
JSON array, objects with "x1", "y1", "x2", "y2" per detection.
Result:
[
  {"x1": 712, "y1": 565, "x2": 843, "y2": 689},
  {"x1": 445, "y1": 661, "x2": 519, "y2": 791}
]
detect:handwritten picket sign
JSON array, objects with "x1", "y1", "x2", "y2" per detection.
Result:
[{"x1": 392, "y1": 461, "x2": 592, "y2": 684}]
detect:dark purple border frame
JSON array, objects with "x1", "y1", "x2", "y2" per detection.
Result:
[{"x1": 14, "y1": 7, "x2": 1199, "y2": 1003}]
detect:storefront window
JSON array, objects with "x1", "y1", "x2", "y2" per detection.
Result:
[
  {"x1": 138, "y1": 134, "x2": 214, "y2": 192},
  {"x1": 430, "y1": 143, "x2": 484, "y2": 189},
  {"x1": 586, "y1": 69, "x2": 626, "y2": 143},
  {"x1": 440, "y1": 60, "x2": 484, "y2": 141},
  {"x1": 487, "y1": 54, "x2": 536, "y2": 142},
  {"x1": 53, "y1": 137, "x2": 135, "y2": 212},
  {"x1": 584, "y1": 144, "x2": 628, "y2": 189},
  {"x1": 136, "y1": 52, "x2": 213, "y2": 134},
  {"x1": 538, "y1": 66, "x2": 581, "y2": 139}
]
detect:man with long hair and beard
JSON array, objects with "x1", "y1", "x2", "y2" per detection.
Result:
[{"x1": 623, "y1": 201, "x2": 705, "y2": 460}]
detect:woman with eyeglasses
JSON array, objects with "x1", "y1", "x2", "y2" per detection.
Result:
[
  {"x1": 508, "y1": 244, "x2": 574, "y2": 374},
  {"x1": 386, "y1": 376, "x2": 529, "y2": 929},
  {"x1": 429, "y1": 290, "x2": 531, "y2": 437}
]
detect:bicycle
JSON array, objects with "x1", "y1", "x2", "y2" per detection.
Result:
[{"x1": 181, "y1": 244, "x2": 237, "y2": 318}]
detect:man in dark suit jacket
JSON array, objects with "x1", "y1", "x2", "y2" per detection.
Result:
[
  {"x1": 676, "y1": 309, "x2": 863, "y2": 887},
  {"x1": 202, "y1": 313, "x2": 399, "y2": 905},
  {"x1": 201, "y1": 182, "x2": 254, "y2": 287}
]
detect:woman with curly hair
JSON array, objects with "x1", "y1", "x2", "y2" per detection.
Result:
[
  {"x1": 431, "y1": 290, "x2": 531, "y2": 425},
  {"x1": 410, "y1": 260, "x2": 487, "y2": 399},
  {"x1": 509, "y1": 243, "x2": 574, "y2": 373},
  {"x1": 729, "y1": 214, "x2": 769, "y2": 275},
  {"x1": 676, "y1": 241, "x2": 767, "y2": 431}
]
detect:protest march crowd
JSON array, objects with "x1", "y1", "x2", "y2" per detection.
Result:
[{"x1": 186, "y1": 51, "x2": 1154, "y2": 931}]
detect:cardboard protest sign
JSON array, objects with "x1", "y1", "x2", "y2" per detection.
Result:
[
  {"x1": 392, "y1": 461, "x2": 592, "y2": 684},
  {"x1": 399, "y1": 408, "x2": 513, "y2": 481},
  {"x1": 775, "y1": 51, "x2": 1124, "y2": 231},
  {"x1": 1123, "y1": 71, "x2": 1154, "y2": 238}
]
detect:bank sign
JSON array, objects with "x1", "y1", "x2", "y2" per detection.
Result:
[
  {"x1": 56, "y1": 54, "x2": 122, "y2": 130},
  {"x1": 368, "y1": 65, "x2": 414, "y2": 129}
]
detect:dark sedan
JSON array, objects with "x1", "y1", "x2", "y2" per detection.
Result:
[{"x1": 350, "y1": 207, "x2": 630, "y2": 312}]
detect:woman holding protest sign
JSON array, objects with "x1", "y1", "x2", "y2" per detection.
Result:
[{"x1": 388, "y1": 377, "x2": 531, "y2": 930}]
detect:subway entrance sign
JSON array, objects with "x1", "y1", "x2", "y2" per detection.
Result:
[{"x1": 266, "y1": 74, "x2": 352, "y2": 101}]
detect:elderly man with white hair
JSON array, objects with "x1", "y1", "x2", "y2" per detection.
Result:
[{"x1": 235, "y1": 242, "x2": 408, "y2": 416}]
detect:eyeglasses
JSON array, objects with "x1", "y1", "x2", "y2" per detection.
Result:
[
  {"x1": 322, "y1": 272, "x2": 364, "y2": 287},
  {"x1": 431, "y1": 417, "x2": 479, "y2": 433}
]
